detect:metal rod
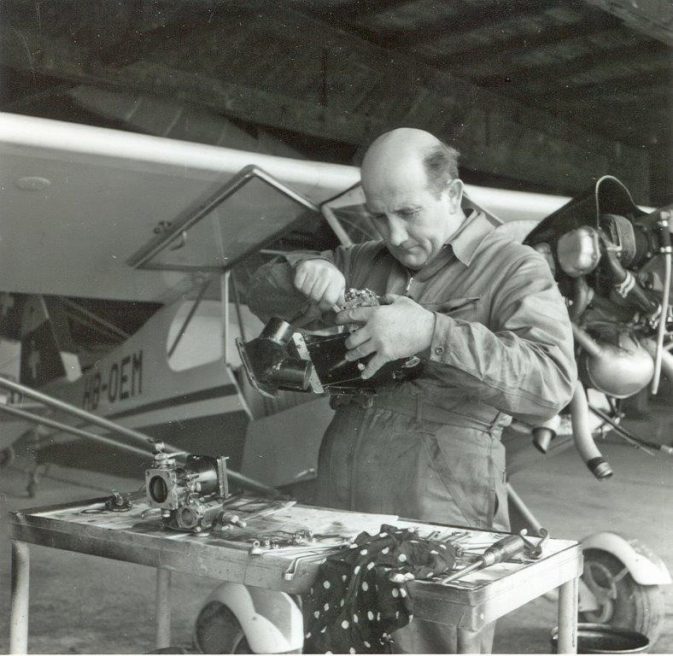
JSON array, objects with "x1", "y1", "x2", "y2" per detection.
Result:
[
  {"x1": 557, "y1": 577, "x2": 579, "y2": 654},
  {"x1": 0, "y1": 402, "x2": 153, "y2": 459},
  {"x1": 225, "y1": 469, "x2": 281, "y2": 497},
  {"x1": 230, "y1": 271, "x2": 248, "y2": 344},
  {"x1": 0, "y1": 376, "x2": 160, "y2": 449},
  {"x1": 0, "y1": 378, "x2": 281, "y2": 496},
  {"x1": 60, "y1": 297, "x2": 130, "y2": 341},
  {"x1": 506, "y1": 483, "x2": 544, "y2": 533},
  {"x1": 651, "y1": 211, "x2": 672, "y2": 394},
  {"x1": 9, "y1": 541, "x2": 30, "y2": 654},
  {"x1": 155, "y1": 568, "x2": 171, "y2": 650},
  {"x1": 441, "y1": 560, "x2": 482, "y2": 584},
  {"x1": 167, "y1": 277, "x2": 213, "y2": 358}
]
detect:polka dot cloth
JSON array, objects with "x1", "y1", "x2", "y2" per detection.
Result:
[{"x1": 303, "y1": 524, "x2": 456, "y2": 653}]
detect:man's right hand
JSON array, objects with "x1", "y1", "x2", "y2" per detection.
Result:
[{"x1": 293, "y1": 259, "x2": 346, "y2": 312}]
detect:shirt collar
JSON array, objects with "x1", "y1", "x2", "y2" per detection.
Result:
[{"x1": 448, "y1": 206, "x2": 502, "y2": 267}]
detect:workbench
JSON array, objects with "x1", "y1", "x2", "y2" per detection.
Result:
[{"x1": 8, "y1": 495, "x2": 582, "y2": 654}]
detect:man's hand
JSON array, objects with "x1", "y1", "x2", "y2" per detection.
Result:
[
  {"x1": 294, "y1": 259, "x2": 346, "y2": 312},
  {"x1": 335, "y1": 295, "x2": 435, "y2": 379}
]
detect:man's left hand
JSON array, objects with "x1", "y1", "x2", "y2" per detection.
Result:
[{"x1": 334, "y1": 295, "x2": 435, "y2": 379}]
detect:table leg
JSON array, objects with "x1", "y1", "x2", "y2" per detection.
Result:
[
  {"x1": 10, "y1": 541, "x2": 30, "y2": 655},
  {"x1": 457, "y1": 628, "x2": 482, "y2": 654},
  {"x1": 557, "y1": 576, "x2": 579, "y2": 654},
  {"x1": 155, "y1": 567, "x2": 171, "y2": 650}
]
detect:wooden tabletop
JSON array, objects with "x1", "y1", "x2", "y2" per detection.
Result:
[{"x1": 8, "y1": 495, "x2": 582, "y2": 631}]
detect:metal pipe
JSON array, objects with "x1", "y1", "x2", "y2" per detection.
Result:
[
  {"x1": 570, "y1": 381, "x2": 613, "y2": 479},
  {"x1": 321, "y1": 204, "x2": 354, "y2": 247},
  {"x1": 9, "y1": 541, "x2": 30, "y2": 655},
  {"x1": 557, "y1": 577, "x2": 579, "y2": 654},
  {"x1": 0, "y1": 378, "x2": 280, "y2": 496},
  {"x1": 60, "y1": 297, "x2": 130, "y2": 341},
  {"x1": 570, "y1": 324, "x2": 602, "y2": 359},
  {"x1": 651, "y1": 245, "x2": 672, "y2": 394},
  {"x1": 155, "y1": 568, "x2": 172, "y2": 650},
  {"x1": 0, "y1": 402, "x2": 153, "y2": 459},
  {"x1": 506, "y1": 483, "x2": 544, "y2": 533},
  {"x1": 0, "y1": 376, "x2": 160, "y2": 450},
  {"x1": 167, "y1": 277, "x2": 213, "y2": 358}
]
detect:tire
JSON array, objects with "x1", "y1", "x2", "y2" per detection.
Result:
[
  {"x1": 580, "y1": 549, "x2": 665, "y2": 644},
  {"x1": 193, "y1": 601, "x2": 252, "y2": 654}
]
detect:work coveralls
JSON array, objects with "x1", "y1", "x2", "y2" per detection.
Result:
[{"x1": 248, "y1": 209, "x2": 577, "y2": 653}]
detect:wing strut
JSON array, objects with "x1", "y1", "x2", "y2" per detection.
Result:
[{"x1": 0, "y1": 377, "x2": 279, "y2": 497}]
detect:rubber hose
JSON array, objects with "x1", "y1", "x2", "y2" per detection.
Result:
[{"x1": 570, "y1": 381, "x2": 613, "y2": 479}]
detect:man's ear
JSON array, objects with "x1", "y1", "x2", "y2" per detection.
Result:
[{"x1": 446, "y1": 178, "x2": 464, "y2": 210}]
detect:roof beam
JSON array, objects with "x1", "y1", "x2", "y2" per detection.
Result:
[
  {"x1": 581, "y1": 0, "x2": 673, "y2": 46},
  {"x1": 437, "y1": 17, "x2": 620, "y2": 70},
  {"x1": 432, "y1": 4, "x2": 620, "y2": 66},
  {"x1": 377, "y1": 0, "x2": 559, "y2": 49},
  {"x1": 479, "y1": 42, "x2": 671, "y2": 92},
  {"x1": 317, "y1": 0, "x2": 420, "y2": 22},
  {"x1": 535, "y1": 68, "x2": 673, "y2": 101},
  {"x1": 0, "y1": 1, "x2": 652, "y2": 199}
]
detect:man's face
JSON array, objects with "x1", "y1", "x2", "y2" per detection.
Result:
[{"x1": 363, "y1": 158, "x2": 463, "y2": 270}]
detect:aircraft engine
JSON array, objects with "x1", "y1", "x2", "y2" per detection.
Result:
[{"x1": 525, "y1": 176, "x2": 673, "y2": 400}]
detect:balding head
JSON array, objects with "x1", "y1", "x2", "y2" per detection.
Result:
[
  {"x1": 362, "y1": 128, "x2": 459, "y2": 199},
  {"x1": 359, "y1": 128, "x2": 465, "y2": 270}
]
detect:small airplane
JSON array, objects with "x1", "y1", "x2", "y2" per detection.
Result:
[
  {"x1": 0, "y1": 111, "x2": 567, "y2": 487},
  {"x1": 0, "y1": 111, "x2": 670, "y2": 650}
]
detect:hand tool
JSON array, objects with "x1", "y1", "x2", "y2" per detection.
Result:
[
  {"x1": 519, "y1": 527, "x2": 550, "y2": 558},
  {"x1": 440, "y1": 534, "x2": 526, "y2": 584}
]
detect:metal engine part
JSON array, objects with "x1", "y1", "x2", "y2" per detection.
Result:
[
  {"x1": 145, "y1": 442, "x2": 230, "y2": 533},
  {"x1": 525, "y1": 177, "x2": 672, "y2": 397},
  {"x1": 236, "y1": 287, "x2": 422, "y2": 397}
]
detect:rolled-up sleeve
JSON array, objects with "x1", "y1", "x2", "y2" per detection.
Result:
[{"x1": 428, "y1": 253, "x2": 577, "y2": 424}]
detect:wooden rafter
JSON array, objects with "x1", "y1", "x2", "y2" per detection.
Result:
[
  {"x1": 538, "y1": 69, "x2": 672, "y2": 101},
  {"x1": 373, "y1": 0, "x2": 561, "y2": 49},
  {"x1": 479, "y1": 42, "x2": 671, "y2": 91},
  {"x1": 435, "y1": 15, "x2": 621, "y2": 69},
  {"x1": 445, "y1": 26, "x2": 641, "y2": 78},
  {"x1": 0, "y1": 1, "x2": 653, "y2": 197},
  {"x1": 581, "y1": 0, "x2": 673, "y2": 46}
]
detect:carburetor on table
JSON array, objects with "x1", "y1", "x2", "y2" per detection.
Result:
[{"x1": 145, "y1": 442, "x2": 230, "y2": 533}]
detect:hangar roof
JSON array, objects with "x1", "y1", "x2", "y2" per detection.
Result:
[{"x1": 1, "y1": 0, "x2": 671, "y2": 202}]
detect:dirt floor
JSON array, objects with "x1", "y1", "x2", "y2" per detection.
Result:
[{"x1": 0, "y1": 397, "x2": 672, "y2": 654}]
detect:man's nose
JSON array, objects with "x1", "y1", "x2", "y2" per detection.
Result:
[{"x1": 387, "y1": 216, "x2": 408, "y2": 246}]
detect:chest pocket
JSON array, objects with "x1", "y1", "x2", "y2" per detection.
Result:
[{"x1": 423, "y1": 296, "x2": 482, "y2": 322}]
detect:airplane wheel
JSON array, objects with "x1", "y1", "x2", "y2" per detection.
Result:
[
  {"x1": 193, "y1": 601, "x2": 252, "y2": 654},
  {"x1": 580, "y1": 549, "x2": 664, "y2": 644}
]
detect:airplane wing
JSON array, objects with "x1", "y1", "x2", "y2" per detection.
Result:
[
  {"x1": 0, "y1": 112, "x2": 360, "y2": 304},
  {"x1": 1, "y1": 111, "x2": 572, "y2": 306}
]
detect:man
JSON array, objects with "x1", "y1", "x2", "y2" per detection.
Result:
[{"x1": 248, "y1": 128, "x2": 577, "y2": 652}]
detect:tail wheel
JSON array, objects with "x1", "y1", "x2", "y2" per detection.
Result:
[
  {"x1": 580, "y1": 549, "x2": 664, "y2": 644},
  {"x1": 193, "y1": 601, "x2": 252, "y2": 654}
]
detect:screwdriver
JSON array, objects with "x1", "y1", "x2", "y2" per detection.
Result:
[{"x1": 440, "y1": 534, "x2": 526, "y2": 584}]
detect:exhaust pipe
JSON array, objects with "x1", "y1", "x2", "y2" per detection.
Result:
[{"x1": 570, "y1": 381, "x2": 613, "y2": 479}]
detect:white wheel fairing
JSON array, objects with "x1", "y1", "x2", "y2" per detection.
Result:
[{"x1": 198, "y1": 583, "x2": 303, "y2": 653}]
